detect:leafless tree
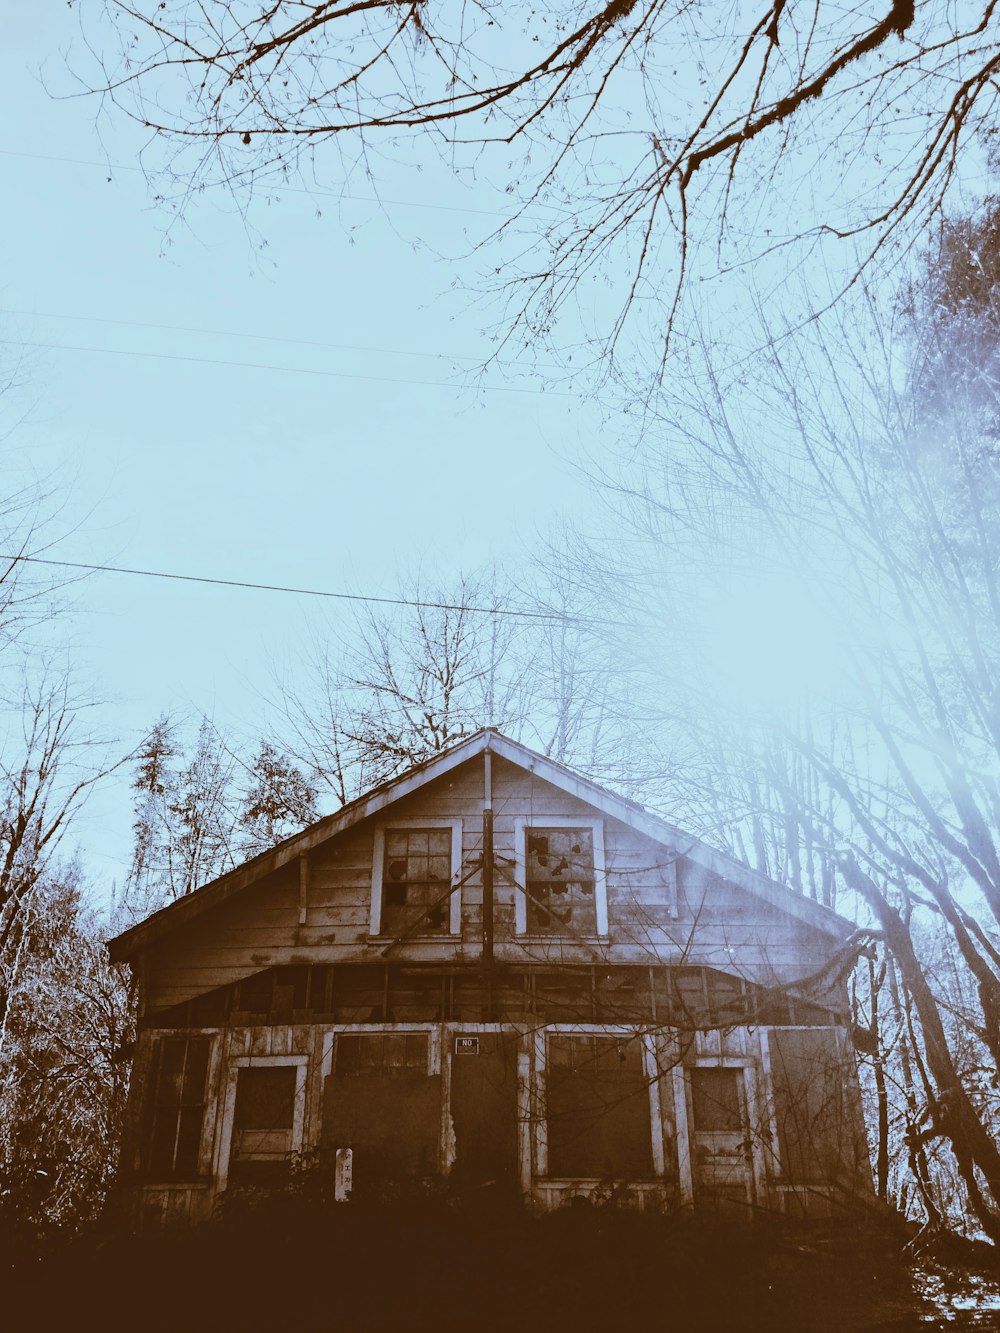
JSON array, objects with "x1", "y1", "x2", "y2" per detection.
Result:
[
  {"x1": 0, "y1": 669, "x2": 125, "y2": 1009},
  {"x1": 80, "y1": 1, "x2": 1000, "y2": 364},
  {"x1": 556, "y1": 234, "x2": 1000, "y2": 1235},
  {"x1": 0, "y1": 865, "x2": 133, "y2": 1231},
  {"x1": 269, "y1": 568, "x2": 632, "y2": 803}
]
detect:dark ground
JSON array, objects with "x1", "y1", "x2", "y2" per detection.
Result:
[{"x1": 3, "y1": 1197, "x2": 999, "y2": 1331}]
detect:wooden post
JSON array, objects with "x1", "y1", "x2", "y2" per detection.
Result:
[
  {"x1": 483, "y1": 747, "x2": 494, "y2": 1016},
  {"x1": 298, "y1": 854, "x2": 309, "y2": 926}
]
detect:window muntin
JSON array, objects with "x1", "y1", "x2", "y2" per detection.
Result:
[
  {"x1": 525, "y1": 827, "x2": 596, "y2": 934},
  {"x1": 370, "y1": 822, "x2": 462, "y2": 937},
  {"x1": 381, "y1": 827, "x2": 452, "y2": 935},
  {"x1": 147, "y1": 1036, "x2": 210, "y2": 1181}
]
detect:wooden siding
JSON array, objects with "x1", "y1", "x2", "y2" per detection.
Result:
[
  {"x1": 122, "y1": 1017, "x2": 869, "y2": 1225},
  {"x1": 142, "y1": 756, "x2": 843, "y2": 1014}
]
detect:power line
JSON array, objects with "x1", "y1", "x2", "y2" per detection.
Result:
[
  {"x1": 0, "y1": 307, "x2": 566, "y2": 375},
  {"x1": 0, "y1": 147, "x2": 514, "y2": 219},
  {"x1": 3, "y1": 553, "x2": 590, "y2": 623},
  {"x1": 0, "y1": 338, "x2": 575, "y2": 398}
]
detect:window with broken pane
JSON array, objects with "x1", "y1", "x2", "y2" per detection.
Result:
[
  {"x1": 380, "y1": 827, "x2": 453, "y2": 935},
  {"x1": 525, "y1": 827, "x2": 596, "y2": 934}
]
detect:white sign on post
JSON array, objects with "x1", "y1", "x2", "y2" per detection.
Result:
[{"x1": 334, "y1": 1146, "x2": 353, "y2": 1203}]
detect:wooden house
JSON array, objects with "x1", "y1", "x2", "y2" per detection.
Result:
[{"x1": 108, "y1": 730, "x2": 871, "y2": 1225}]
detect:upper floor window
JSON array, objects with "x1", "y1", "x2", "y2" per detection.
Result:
[
  {"x1": 513, "y1": 818, "x2": 608, "y2": 936},
  {"x1": 370, "y1": 819, "x2": 463, "y2": 937}
]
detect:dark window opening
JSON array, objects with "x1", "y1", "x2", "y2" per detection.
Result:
[
  {"x1": 668, "y1": 968, "x2": 748, "y2": 1027},
  {"x1": 271, "y1": 965, "x2": 309, "y2": 1016},
  {"x1": 236, "y1": 970, "x2": 274, "y2": 1017},
  {"x1": 595, "y1": 968, "x2": 648, "y2": 1023},
  {"x1": 531, "y1": 968, "x2": 595, "y2": 1021},
  {"x1": 525, "y1": 827, "x2": 597, "y2": 934},
  {"x1": 381, "y1": 828, "x2": 452, "y2": 936},
  {"x1": 147, "y1": 1037, "x2": 210, "y2": 1181},
  {"x1": 187, "y1": 987, "x2": 229, "y2": 1026},
  {"x1": 546, "y1": 1034, "x2": 653, "y2": 1178},
  {"x1": 332, "y1": 965, "x2": 386, "y2": 1022}
]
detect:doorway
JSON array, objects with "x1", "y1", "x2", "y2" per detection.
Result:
[
  {"x1": 448, "y1": 1032, "x2": 520, "y2": 1193},
  {"x1": 688, "y1": 1065, "x2": 754, "y2": 1209}
]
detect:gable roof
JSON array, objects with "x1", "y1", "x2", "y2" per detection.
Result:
[{"x1": 108, "y1": 728, "x2": 850, "y2": 961}]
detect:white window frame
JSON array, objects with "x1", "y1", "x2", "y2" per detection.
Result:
[
  {"x1": 513, "y1": 817, "x2": 608, "y2": 936},
  {"x1": 216, "y1": 1054, "x2": 308, "y2": 1190},
  {"x1": 370, "y1": 819, "x2": 463, "y2": 937},
  {"x1": 534, "y1": 1023, "x2": 662, "y2": 1180},
  {"x1": 321, "y1": 1024, "x2": 441, "y2": 1078}
]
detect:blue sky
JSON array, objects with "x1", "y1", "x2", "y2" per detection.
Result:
[{"x1": 3, "y1": 9, "x2": 608, "y2": 896}]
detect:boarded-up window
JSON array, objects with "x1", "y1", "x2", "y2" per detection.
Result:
[
  {"x1": 381, "y1": 828, "x2": 452, "y2": 936},
  {"x1": 769, "y1": 1028, "x2": 858, "y2": 1185},
  {"x1": 323, "y1": 1032, "x2": 439, "y2": 1182},
  {"x1": 147, "y1": 1037, "x2": 210, "y2": 1181},
  {"x1": 546, "y1": 1034, "x2": 653, "y2": 1178},
  {"x1": 229, "y1": 1065, "x2": 299, "y2": 1185},
  {"x1": 526, "y1": 828, "x2": 596, "y2": 934}
]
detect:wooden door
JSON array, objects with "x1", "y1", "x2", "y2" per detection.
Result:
[
  {"x1": 448, "y1": 1032, "x2": 519, "y2": 1193},
  {"x1": 689, "y1": 1066, "x2": 754, "y2": 1209}
]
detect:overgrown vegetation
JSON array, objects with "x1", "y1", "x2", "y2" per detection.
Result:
[
  {"x1": 8, "y1": 1197, "x2": 995, "y2": 1332},
  {"x1": 0, "y1": 868, "x2": 131, "y2": 1234}
]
